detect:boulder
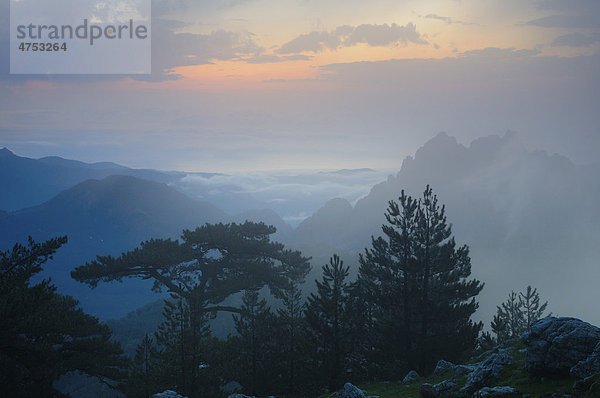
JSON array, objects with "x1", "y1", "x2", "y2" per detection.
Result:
[
  {"x1": 573, "y1": 373, "x2": 600, "y2": 395},
  {"x1": 340, "y1": 382, "x2": 366, "y2": 398},
  {"x1": 522, "y1": 317, "x2": 600, "y2": 376},
  {"x1": 227, "y1": 394, "x2": 255, "y2": 398},
  {"x1": 462, "y1": 353, "x2": 513, "y2": 393},
  {"x1": 473, "y1": 386, "x2": 520, "y2": 397},
  {"x1": 420, "y1": 380, "x2": 458, "y2": 397},
  {"x1": 571, "y1": 341, "x2": 600, "y2": 379},
  {"x1": 152, "y1": 391, "x2": 186, "y2": 398},
  {"x1": 402, "y1": 370, "x2": 419, "y2": 383},
  {"x1": 433, "y1": 359, "x2": 475, "y2": 376}
]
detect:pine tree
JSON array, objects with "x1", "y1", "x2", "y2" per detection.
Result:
[
  {"x1": 232, "y1": 288, "x2": 274, "y2": 396},
  {"x1": 490, "y1": 312, "x2": 509, "y2": 344},
  {"x1": 72, "y1": 222, "x2": 310, "y2": 395},
  {"x1": 491, "y1": 286, "x2": 549, "y2": 344},
  {"x1": 72, "y1": 222, "x2": 311, "y2": 321},
  {"x1": 152, "y1": 294, "x2": 213, "y2": 397},
  {"x1": 519, "y1": 285, "x2": 549, "y2": 329},
  {"x1": 124, "y1": 334, "x2": 161, "y2": 397},
  {"x1": 276, "y1": 282, "x2": 308, "y2": 395},
  {"x1": 306, "y1": 254, "x2": 351, "y2": 392},
  {"x1": 0, "y1": 236, "x2": 129, "y2": 396},
  {"x1": 497, "y1": 291, "x2": 525, "y2": 340},
  {"x1": 358, "y1": 190, "x2": 419, "y2": 376},
  {"x1": 358, "y1": 186, "x2": 484, "y2": 374}
]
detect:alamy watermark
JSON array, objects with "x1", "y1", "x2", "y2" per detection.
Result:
[{"x1": 10, "y1": 0, "x2": 151, "y2": 74}]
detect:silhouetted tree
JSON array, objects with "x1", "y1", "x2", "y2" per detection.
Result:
[
  {"x1": 357, "y1": 190, "x2": 420, "y2": 376},
  {"x1": 123, "y1": 334, "x2": 161, "y2": 397},
  {"x1": 490, "y1": 312, "x2": 510, "y2": 344},
  {"x1": 494, "y1": 291, "x2": 524, "y2": 343},
  {"x1": 306, "y1": 254, "x2": 352, "y2": 392},
  {"x1": 359, "y1": 186, "x2": 484, "y2": 374},
  {"x1": 491, "y1": 286, "x2": 549, "y2": 344},
  {"x1": 72, "y1": 222, "x2": 311, "y2": 317},
  {"x1": 520, "y1": 285, "x2": 549, "y2": 329},
  {"x1": 72, "y1": 222, "x2": 310, "y2": 394},
  {"x1": 0, "y1": 236, "x2": 128, "y2": 396},
  {"x1": 276, "y1": 282, "x2": 309, "y2": 395},
  {"x1": 231, "y1": 288, "x2": 274, "y2": 396}
]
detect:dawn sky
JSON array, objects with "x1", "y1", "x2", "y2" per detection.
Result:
[{"x1": 1, "y1": 0, "x2": 599, "y2": 172}]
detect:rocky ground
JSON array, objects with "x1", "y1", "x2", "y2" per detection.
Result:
[
  {"x1": 153, "y1": 317, "x2": 600, "y2": 398},
  {"x1": 336, "y1": 317, "x2": 600, "y2": 398}
]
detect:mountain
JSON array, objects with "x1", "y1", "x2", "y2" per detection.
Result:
[
  {"x1": 322, "y1": 168, "x2": 376, "y2": 176},
  {"x1": 293, "y1": 197, "x2": 354, "y2": 245},
  {"x1": 0, "y1": 147, "x2": 184, "y2": 211},
  {"x1": 291, "y1": 132, "x2": 600, "y2": 325},
  {"x1": 0, "y1": 175, "x2": 227, "y2": 319}
]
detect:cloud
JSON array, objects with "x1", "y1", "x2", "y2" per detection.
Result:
[
  {"x1": 535, "y1": 0, "x2": 600, "y2": 14},
  {"x1": 151, "y1": 0, "x2": 257, "y2": 17},
  {"x1": 524, "y1": 15, "x2": 600, "y2": 29},
  {"x1": 176, "y1": 169, "x2": 391, "y2": 226},
  {"x1": 242, "y1": 54, "x2": 312, "y2": 64},
  {"x1": 137, "y1": 19, "x2": 264, "y2": 81},
  {"x1": 277, "y1": 30, "x2": 341, "y2": 54},
  {"x1": 276, "y1": 23, "x2": 427, "y2": 54},
  {"x1": 459, "y1": 47, "x2": 541, "y2": 58},
  {"x1": 423, "y1": 13, "x2": 480, "y2": 26},
  {"x1": 345, "y1": 23, "x2": 427, "y2": 46},
  {"x1": 551, "y1": 32, "x2": 600, "y2": 47},
  {"x1": 0, "y1": 13, "x2": 263, "y2": 82}
]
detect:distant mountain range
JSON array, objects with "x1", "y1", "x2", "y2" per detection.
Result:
[
  {"x1": 0, "y1": 147, "x2": 183, "y2": 211},
  {"x1": 291, "y1": 132, "x2": 600, "y2": 325},
  {"x1": 0, "y1": 174, "x2": 229, "y2": 318},
  {"x1": 2, "y1": 133, "x2": 599, "y2": 326},
  {"x1": 0, "y1": 148, "x2": 356, "y2": 319}
]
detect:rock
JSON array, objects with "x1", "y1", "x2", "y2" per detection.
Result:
[
  {"x1": 152, "y1": 391, "x2": 186, "y2": 398},
  {"x1": 420, "y1": 380, "x2": 458, "y2": 397},
  {"x1": 340, "y1": 382, "x2": 366, "y2": 398},
  {"x1": 221, "y1": 381, "x2": 243, "y2": 393},
  {"x1": 433, "y1": 359, "x2": 475, "y2": 376},
  {"x1": 227, "y1": 394, "x2": 255, "y2": 398},
  {"x1": 522, "y1": 317, "x2": 600, "y2": 377},
  {"x1": 571, "y1": 341, "x2": 600, "y2": 379},
  {"x1": 402, "y1": 370, "x2": 419, "y2": 383},
  {"x1": 462, "y1": 353, "x2": 513, "y2": 393},
  {"x1": 573, "y1": 373, "x2": 600, "y2": 395},
  {"x1": 474, "y1": 386, "x2": 520, "y2": 397}
]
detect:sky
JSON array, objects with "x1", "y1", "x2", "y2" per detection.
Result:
[{"x1": 0, "y1": 0, "x2": 599, "y2": 172}]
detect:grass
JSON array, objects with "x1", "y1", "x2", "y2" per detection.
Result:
[{"x1": 324, "y1": 341, "x2": 599, "y2": 397}]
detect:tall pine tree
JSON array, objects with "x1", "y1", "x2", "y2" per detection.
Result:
[
  {"x1": 357, "y1": 191, "x2": 419, "y2": 376},
  {"x1": 231, "y1": 288, "x2": 274, "y2": 396},
  {"x1": 276, "y1": 282, "x2": 309, "y2": 395},
  {"x1": 306, "y1": 254, "x2": 351, "y2": 392},
  {"x1": 358, "y1": 186, "x2": 484, "y2": 374}
]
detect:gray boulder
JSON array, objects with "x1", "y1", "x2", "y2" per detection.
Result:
[
  {"x1": 420, "y1": 380, "x2": 458, "y2": 397},
  {"x1": 474, "y1": 386, "x2": 520, "y2": 397},
  {"x1": 433, "y1": 359, "x2": 475, "y2": 376},
  {"x1": 402, "y1": 370, "x2": 419, "y2": 383},
  {"x1": 227, "y1": 394, "x2": 255, "y2": 398},
  {"x1": 340, "y1": 382, "x2": 365, "y2": 398},
  {"x1": 522, "y1": 317, "x2": 600, "y2": 376},
  {"x1": 221, "y1": 381, "x2": 243, "y2": 393},
  {"x1": 462, "y1": 353, "x2": 513, "y2": 393},
  {"x1": 152, "y1": 391, "x2": 186, "y2": 398},
  {"x1": 571, "y1": 340, "x2": 600, "y2": 379}
]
